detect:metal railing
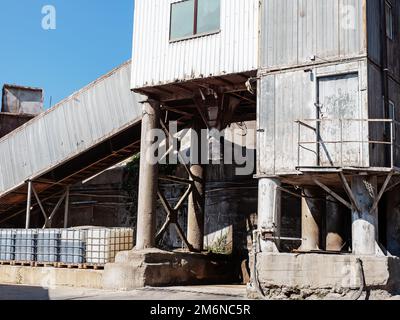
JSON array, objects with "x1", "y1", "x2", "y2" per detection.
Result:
[{"x1": 296, "y1": 118, "x2": 400, "y2": 169}]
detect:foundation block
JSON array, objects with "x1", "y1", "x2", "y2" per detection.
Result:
[{"x1": 103, "y1": 248, "x2": 235, "y2": 291}]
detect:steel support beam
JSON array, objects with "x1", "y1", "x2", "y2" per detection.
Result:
[
  {"x1": 25, "y1": 180, "x2": 32, "y2": 229},
  {"x1": 64, "y1": 186, "x2": 70, "y2": 228}
]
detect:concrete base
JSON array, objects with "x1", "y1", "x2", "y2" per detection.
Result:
[
  {"x1": 248, "y1": 253, "x2": 400, "y2": 300},
  {"x1": 0, "y1": 266, "x2": 103, "y2": 289},
  {"x1": 103, "y1": 248, "x2": 235, "y2": 291}
]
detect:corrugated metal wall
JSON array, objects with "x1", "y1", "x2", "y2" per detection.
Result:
[
  {"x1": 261, "y1": 0, "x2": 366, "y2": 70},
  {"x1": 0, "y1": 61, "x2": 142, "y2": 198},
  {"x1": 257, "y1": 61, "x2": 369, "y2": 175},
  {"x1": 131, "y1": 0, "x2": 259, "y2": 89}
]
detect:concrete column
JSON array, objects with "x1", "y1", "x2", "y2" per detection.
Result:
[
  {"x1": 352, "y1": 175, "x2": 378, "y2": 255},
  {"x1": 136, "y1": 101, "x2": 160, "y2": 250},
  {"x1": 258, "y1": 178, "x2": 281, "y2": 252},
  {"x1": 299, "y1": 188, "x2": 323, "y2": 251},
  {"x1": 187, "y1": 165, "x2": 206, "y2": 251},
  {"x1": 326, "y1": 195, "x2": 345, "y2": 252},
  {"x1": 187, "y1": 121, "x2": 206, "y2": 251}
]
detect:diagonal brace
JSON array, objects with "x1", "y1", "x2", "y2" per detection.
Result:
[
  {"x1": 338, "y1": 172, "x2": 361, "y2": 213},
  {"x1": 370, "y1": 172, "x2": 393, "y2": 214},
  {"x1": 312, "y1": 177, "x2": 353, "y2": 210}
]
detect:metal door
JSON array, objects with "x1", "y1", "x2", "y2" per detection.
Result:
[{"x1": 317, "y1": 73, "x2": 361, "y2": 167}]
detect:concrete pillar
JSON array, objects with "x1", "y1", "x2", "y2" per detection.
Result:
[
  {"x1": 352, "y1": 175, "x2": 378, "y2": 255},
  {"x1": 299, "y1": 188, "x2": 323, "y2": 251},
  {"x1": 187, "y1": 121, "x2": 206, "y2": 252},
  {"x1": 326, "y1": 195, "x2": 345, "y2": 252},
  {"x1": 136, "y1": 101, "x2": 160, "y2": 250},
  {"x1": 187, "y1": 165, "x2": 206, "y2": 251},
  {"x1": 257, "y1": 178, "x2": 281, "y2": 252}
]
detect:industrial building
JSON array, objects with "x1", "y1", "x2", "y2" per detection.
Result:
[{"x1": 0, "y1": 0, "x2": 400, "y2": 299}]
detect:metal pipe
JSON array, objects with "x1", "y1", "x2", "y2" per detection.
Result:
[
  {"x1": 136, "y1": 101, "x2": 160, "y2": 250},
  {"x1": 25, "y1": 180, "x2": 32, "y2": 229}
]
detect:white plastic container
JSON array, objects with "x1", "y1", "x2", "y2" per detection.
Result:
[
  {"x1": 60, "y1": 229, "x2": 87, "y2": 264},
  {"x1": 86, "y1": 228, "x2": 134, "y2": 265},
  {"x1": 0, "y1": 229, "x2": 15, "y2": 261},
  {"x1": 36, "y1": 229, "x2": 60, "y2": 263},
  {"x1": 14, "y1": 229, "x2": 36, "y2": 262}
]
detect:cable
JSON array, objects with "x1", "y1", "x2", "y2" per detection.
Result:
[
  {"x1": 251, "y1": 231, "x2": 268, "y2": 300},
  {"x1": 352, "y1": 258, "x2": 366, "y2": 301}
]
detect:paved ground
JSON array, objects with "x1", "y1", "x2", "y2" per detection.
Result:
[{"x1": 0, "y1": 284, "x2": 248, "y2": 300}]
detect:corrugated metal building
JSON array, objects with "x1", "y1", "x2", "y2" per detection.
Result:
[
  {"x1": 257, "y1": 0, "x2": 400, "y2": 175},
  {"x1": 131, "y1": 0, "x2": 259, "y2": 89}
]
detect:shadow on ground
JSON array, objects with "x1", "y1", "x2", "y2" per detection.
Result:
[{"x1": 0, "y1": 285, "x2": 50, "y2": 300}]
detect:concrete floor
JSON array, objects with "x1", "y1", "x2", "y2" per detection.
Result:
[{"x1": 0, "y1": 284, "x2": 248, "y2": 300}]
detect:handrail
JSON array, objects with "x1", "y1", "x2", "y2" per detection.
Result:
[{"x1": 296, "y1": 118, "x2": 400, "y2": 169}]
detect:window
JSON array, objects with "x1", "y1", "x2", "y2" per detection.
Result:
[
  {"x1": 386, "y1": 2, "x2": 394, "y2": 40},
  {"x1": 170, "y1": 0, "x2": 221, "y2": 41}
]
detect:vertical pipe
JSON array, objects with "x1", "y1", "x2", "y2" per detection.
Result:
[
  {"x1": 25, "y1": 180, "x2": 32, "y2": 229},
  {"x1": 352, "y1": 175, "x2": 378, "y2": 255},
  {"x1": 326, "y1": 195, "x2": 345, "y2": 252},
  {"x1": 64, "y1": 187, "x2": 70, "y2": 228},
  {"x1": 187, "y1": 120, "x2": 206, "y2": 251},
  {"x1": 257, "y1": 178, "x2": 281, "y2": 252},
  {"x1": 136, "y1": 101, "x2": 160, "y2": 250},
  {"x1": 299, "y1": 187, "x2": 323, "y2": 251}
]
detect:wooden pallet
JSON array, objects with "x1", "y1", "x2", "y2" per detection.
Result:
[
  {"x1": 10, "y1": 261, "x2": 35, "y2": 267},
  {"x1": 53, "y1": 263, "x2": 104, "y2": 270},
  {"x1": 0, "y1": 260, "x2": 104, "y2": 270},
  {"x1": 34, "y1": 262, "x2": 57, "y2": 268}
]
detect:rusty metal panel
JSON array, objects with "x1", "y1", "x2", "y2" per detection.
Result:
[
  {"x1": 131, "y1": 0, "x2": 259, "y2": 89},
  {"x1": 258, "y1": 61, "x2": 369, "y2": 175},
  {"x1": 261, "y1": 0, "x2": 366, "y2": 70},
  {"x1": 2, "y1": 85, "x2": 44, "y2": 115},
  {"x1": 0, "y1": 61, "x2": 142, "y2": 198}
]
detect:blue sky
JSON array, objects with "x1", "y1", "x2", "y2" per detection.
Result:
[{"x1": 0, "y1": 0, "x2": 134, "y2": 108}]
